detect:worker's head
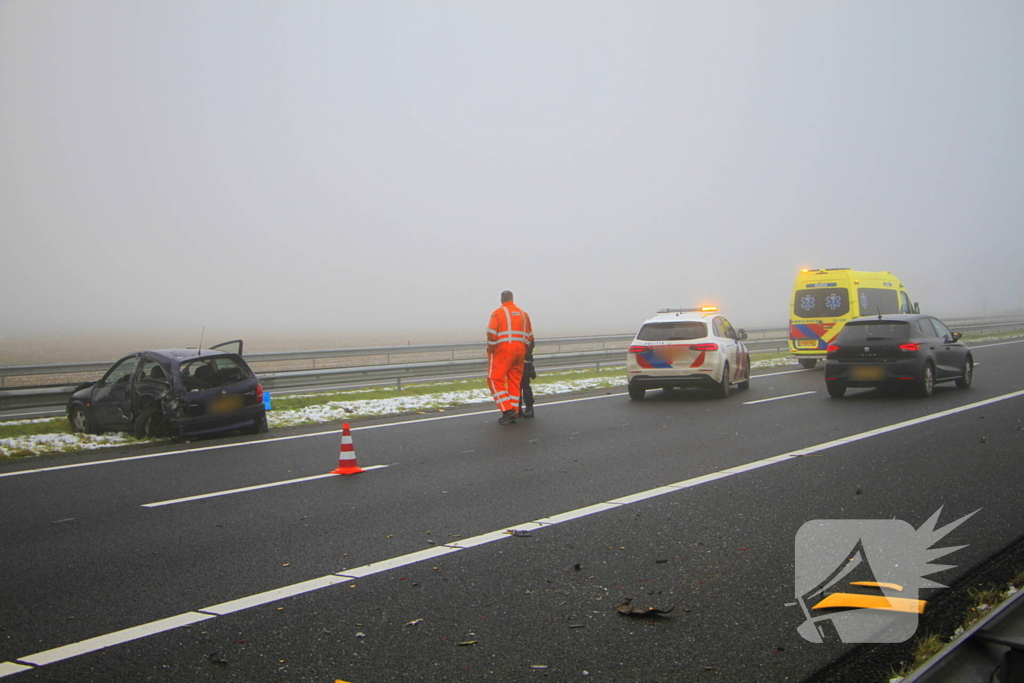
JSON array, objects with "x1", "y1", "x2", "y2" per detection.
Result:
[{"x1": 501, "y1": 290, "x2": 514, "y2": 303}]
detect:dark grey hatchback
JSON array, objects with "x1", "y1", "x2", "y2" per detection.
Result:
[
  {"x1": 824, "y1": 314, "x2": 973, "y2": 398},
  {"x1": 67, "y1": 341, "x2": 268, "y2": 439}
]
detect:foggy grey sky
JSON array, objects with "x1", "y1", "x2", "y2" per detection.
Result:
[{"x1": 2, "y1": 1, "x2": 1022, "y2": 345}]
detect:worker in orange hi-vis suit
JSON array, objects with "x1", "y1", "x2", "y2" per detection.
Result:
[{"x1": 486, "y1": 290, "x2": 534, "y2": 425}]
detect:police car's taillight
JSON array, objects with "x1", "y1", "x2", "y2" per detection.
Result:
[
  {"x1": 628, "y1": 345, "x2": 649, "y2": 354},
  {"x1": 690, "y1": 343, "x2": 718, "y2": 351}
]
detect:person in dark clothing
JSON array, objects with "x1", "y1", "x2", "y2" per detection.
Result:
[{"x1": 519, "y1": 340, "x2": 536, "y2": 418}]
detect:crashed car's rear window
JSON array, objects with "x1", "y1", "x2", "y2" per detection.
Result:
[
  {"x1": 180, "y1": 356, "x2": 253, "y2": 391},
  {"x1": 636, "y1": 322, "x2": 707, "y2": 341},
  {"x1": 837, "y1": 321, "x2": 911, "y2": 343}
]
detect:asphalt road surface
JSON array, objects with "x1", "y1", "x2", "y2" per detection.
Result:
[{"x1": 2, "y1": 340, "x2": 1023, "y2": 682}]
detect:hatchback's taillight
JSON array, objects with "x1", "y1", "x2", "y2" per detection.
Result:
[
  {"x1": 690, "y1": 343, "x2": 718, "y2": 351},
  {"x1": 899, "y1": 343, "x2": 920, "y2": 352},
  {"x1": 628, "y1": 345, "x2": 649, "y2": 354},
  {"x1": 255, "y1": 383, "x2": 264, "y2": 401},
  {"x1": 826, "y1": 344, "x2": 840, "y2": 353}
]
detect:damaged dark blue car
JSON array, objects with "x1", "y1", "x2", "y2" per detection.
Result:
[{"x1": 67, "y1": 340, "x2": 268, "y2": 440}]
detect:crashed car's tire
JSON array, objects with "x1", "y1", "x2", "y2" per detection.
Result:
[
  {"x1": 244, "y1": 413, "x2": 270, "y2": 435},
  {"x1": 69, "y1": 405, "x2": 100, "y2": 435},
  {"x1": 134, "y1": 407, "x2": 170, "y2": 439}
]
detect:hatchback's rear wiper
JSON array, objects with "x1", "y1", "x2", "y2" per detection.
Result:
[{"x1": 865, "y1": 336, "x2": 893, "y2": 341}]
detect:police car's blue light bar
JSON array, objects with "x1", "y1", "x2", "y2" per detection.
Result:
[{"x1": 656, "y1": 306, "x2": 718, "y2": 314}]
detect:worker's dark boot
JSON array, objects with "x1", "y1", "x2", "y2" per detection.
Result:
[
  {"x1": 520, "y1": 406, "x2": 535, "y2": 418},
  {"x1": 498, "y1": 409, "x2": 517, "y2": 425}
]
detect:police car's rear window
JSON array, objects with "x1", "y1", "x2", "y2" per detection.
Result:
[
  {"x1": 636, "y1": 322, "x2": 707, "y2": 341},
  {"x1": 837, "y1": 321, "x2": 911, "y2": 343}
]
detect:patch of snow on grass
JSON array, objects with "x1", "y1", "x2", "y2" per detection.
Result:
[{"x1": 0, "y1": 432, "x2": 132, "y2": 457}]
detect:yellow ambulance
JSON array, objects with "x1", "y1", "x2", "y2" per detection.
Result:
[{"x1": 788, "y1": 268, "x2": 919, "y2": 368}]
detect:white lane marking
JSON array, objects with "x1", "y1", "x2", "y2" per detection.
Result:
[
  {"x1": 13, "y1": 612, "x2": 214, "y2": 668},
  {"x1": 5, "y1": 387, "x2": 1024, "y2": 678},
  {"x1": 199, "y1": 576, "x2": 351, "y2": 616},
  {"x1": 140, "y1": 465, "x2": 390, "y2": 508},
  {"x1": 971, "y1": 339, "x2": 1024, "y2": 349},
  {"x1": 333, "y1": 546, "x2": 462, "y2": 579},
  {"x1": 743, "y1": 391, "x2": 816, "y2": 405},
  {"x1": 0, "y1": 664, "x2": 30, "y2": 677},
  {"x1": 786, "y1": 390, "x2": 1024, "y2": 455}
]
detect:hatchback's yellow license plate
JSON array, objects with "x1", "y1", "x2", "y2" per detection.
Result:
[
  {"x1": 208, "y1": 394, "x2": 243, "y2": 415},
  {"x1": 850, "y1": 365, "x2": 885, "y2": 381}
]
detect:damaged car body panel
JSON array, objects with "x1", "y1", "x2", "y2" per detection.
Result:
[{"x1": 67, "y1": 345, "x2": 268, "y2": 440}]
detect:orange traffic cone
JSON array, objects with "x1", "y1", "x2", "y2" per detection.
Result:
[{"x1": 331, "y1": 423, "x2": 364, "y2": 475}]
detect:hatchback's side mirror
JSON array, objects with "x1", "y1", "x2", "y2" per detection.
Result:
[{"x1": 950, "y1": 331, "x2": 962, "y2": 343}]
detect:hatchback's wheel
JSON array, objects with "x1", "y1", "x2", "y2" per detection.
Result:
[
  {"x1": 628, "y1": 383, "x2": 646, "y2": 401},
  {"x1": 798, "y1": 358, "x2": 817, "y2": 369},
  {"x1": 826, "y1": 380, "x2": 847, "y2": 398},
  {"x1": 713, "y1": 363, "x2": 730, "y2": 399},
  {"x1": 244, "y1": 413, "x2": 270, "y2": 435},
  {"x1": 955, "y1": 357, "x2": 973, "y2": 389},
  {"x1": 134, "y1": 407, "x2": 169, "y2": 439},
  {"x1": 918, "y1": 363, "x2": 935, "y2": 398},
  {"x1": 69, "y1": 405, "x2": 100, "y2": 434}
]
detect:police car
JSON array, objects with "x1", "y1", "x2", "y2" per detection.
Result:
[{"x1": 626, "y1": 307, "x2": 751, "y2": 400}]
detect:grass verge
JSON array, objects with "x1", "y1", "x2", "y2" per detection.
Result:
[{"x1": 886, "y1": 568, "x2": 1024, "y2": 682}]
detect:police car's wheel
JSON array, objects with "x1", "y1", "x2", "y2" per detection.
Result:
[
  {"x1": 799, "y1": 358, "x2": 817, "y2": 369},
  {"x1": 628, "y1": 383, "x2": 646, "y2": 400},
  {"x1": 714, "y1": 363, "x2": 730, "y2": 399},
  {"x1": 737, "y1": 360, "x2": 750, "y2": 390}
]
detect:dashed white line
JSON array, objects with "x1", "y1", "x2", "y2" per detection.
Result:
[
  {"x1": 743, "y1": 391, "x2": 817, "y2": 405},
  {"x1": 140, "y1": 465, "x2": 389, "y2": 508}
]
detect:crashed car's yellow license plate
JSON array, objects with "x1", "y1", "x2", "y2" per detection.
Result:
[
  {"x1": 850, "y1": 365, "x2": 886, "y2": 381},
  {"x1": 208, "y1": 394, "x2": 243, "y2": 415}
]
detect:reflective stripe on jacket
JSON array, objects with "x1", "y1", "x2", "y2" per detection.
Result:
[{"x1": 487, "y1": 302, "x2": 534, "y2": 349}]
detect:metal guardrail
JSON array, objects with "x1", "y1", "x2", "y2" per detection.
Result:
[
  {"x1": 903, "y1": 588, "x2": 1024, "y2": 683},
  {"x1": 1, "y1": 318, "x2": 1022, "y2": 412}
]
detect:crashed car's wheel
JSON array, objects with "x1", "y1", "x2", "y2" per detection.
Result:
[
  {"x1": 628, "y1": 383, "x2": 646, "y2": 400},
  {"x1": 69, "y1": 405, "x2": 100, "y2": 435},
  {"x1": 955, "y1": 356, "x2": 973, "y2": 389},
  {"x1": 713, "y1": 363, "x2": 730, "y2": 399},
  {"x1": 826, "y1": 380, "x2": 847, "y2": 398},
  {"x1": 244, "y1": 413, "x2": 270, "y2": 435},
  {"x1": 798, "y1": 358, "x2": 817, "y2": 369},
  {"x1": 134, "y1": 407, "x2": 170, "y2": 439}
]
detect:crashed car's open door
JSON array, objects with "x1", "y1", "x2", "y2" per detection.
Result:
[{"x1": 210, "y1": 339, "x2": 243, "y2": 356}]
